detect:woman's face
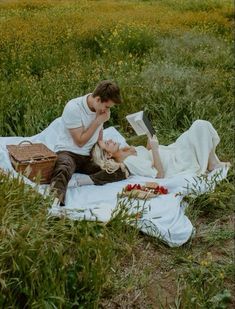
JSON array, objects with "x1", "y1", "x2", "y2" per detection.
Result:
[{"x1": 98, "y1": 139, "x2": 120, "y2": 156}]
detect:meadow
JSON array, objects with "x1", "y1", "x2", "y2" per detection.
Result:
[{"x1": 0, "y1": 0, "x2": 234, "y2": 308}]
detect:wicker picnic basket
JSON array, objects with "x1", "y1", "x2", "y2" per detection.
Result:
[{"x1": 7, "y1": 141, "x2": 57, "y2": 184}]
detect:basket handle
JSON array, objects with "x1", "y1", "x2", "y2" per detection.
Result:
[
  {"x1": 18, "y1": 140, "x2": 33, "y2": 146},
  {"x1": 30, "y1": 155, "x2": 47, "y2": 160}
]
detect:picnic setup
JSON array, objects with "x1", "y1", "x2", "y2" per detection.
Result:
[
  {"x1": 0, "y1": 117, "x2": 229, "y2": 247},
  {"x1": 0, "y1": 1, "x2": 233, "y2": 308}
]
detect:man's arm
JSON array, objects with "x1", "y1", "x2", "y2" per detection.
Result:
[
  {"x1": 69, "y1": 119, "x2": 100, "y2": 148},
  {"x1": 69, "y1": 110, "x2": 109, "y2": 147}
]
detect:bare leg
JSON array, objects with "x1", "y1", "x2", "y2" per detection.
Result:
[{"x1": 207, "y1": 149, "x2": 231, "y2": 171}]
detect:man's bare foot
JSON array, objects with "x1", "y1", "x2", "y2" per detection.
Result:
[{"x1": 208, "y1": 161, "x2": 231, "y2": 172}]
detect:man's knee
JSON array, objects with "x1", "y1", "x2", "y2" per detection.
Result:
[
  {"x1": 52, "y1": 154, "x2": 76, "y2": 178},
  {"x1": 58, "y1": 159, "x2": 74, "y2": 173}
]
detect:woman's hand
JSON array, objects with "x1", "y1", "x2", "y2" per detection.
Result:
[
  {"x1": 148, "y1": 135, "x2": 159, "y2": 149},
  {"x1": 129, "y1": 146, "x2": 137, "y2": 156}
]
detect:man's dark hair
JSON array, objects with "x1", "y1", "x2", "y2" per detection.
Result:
[{"x1": 92, "y1": 80, "x2": 122, "y2": 104}]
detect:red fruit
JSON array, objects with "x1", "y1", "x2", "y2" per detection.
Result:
[
  {"x1": 152, "y1": 185, "x2": 168, "y2": 195},
  {"x1": 161, "y1": 186, "x2": 168, "y2": 194},
  {"x1": 126, "y1": 184, "x2": 132, "y2": 191}
]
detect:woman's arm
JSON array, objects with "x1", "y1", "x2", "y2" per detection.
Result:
[{"x1": 149, "y1": 136, "x2": 164, "y2": 178}]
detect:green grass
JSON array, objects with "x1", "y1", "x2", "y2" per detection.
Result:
[
  {"x1": 0, "y1": 173, "x2": 143, "y2": 308},
  {"x1": 0, "y1": 0, "x2": 234, "y2": 307}
]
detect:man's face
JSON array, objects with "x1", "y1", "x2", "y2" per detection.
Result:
[{"x1": 94, "y1": 97, "x2": 115, "y2": 114}]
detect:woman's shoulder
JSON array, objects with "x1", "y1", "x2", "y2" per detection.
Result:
[
  {"x1": 135, "y1": 146, "x2": 152, "y2": 158},
  {"x1": 123, "y1": 146, "x2": 150, "y2": 164}
]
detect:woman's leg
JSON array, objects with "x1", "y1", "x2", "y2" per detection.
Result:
[
  {"x1": 208, "y1": 149, "x2": 231, "y2": 171},
  {"x1": 190, "y1": 120, "x2": 220, "y2": 172},
  {"x1": 189, "y1": 120, "x2": 230, "y2": 172}
]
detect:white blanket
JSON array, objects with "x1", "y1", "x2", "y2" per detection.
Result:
[{"x1": 0, "y1": 118, "x2": 229, "y2": 247}]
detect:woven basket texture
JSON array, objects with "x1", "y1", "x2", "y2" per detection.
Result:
[{"x1": 7, "y1": 141, "x2": 57, "y2": 184}]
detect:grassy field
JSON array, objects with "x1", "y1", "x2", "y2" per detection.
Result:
[{"x1": 0, "y1": 0, "x2": 234, "y2": 308}]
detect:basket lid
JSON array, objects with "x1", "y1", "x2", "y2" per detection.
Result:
[{"x1": 7, "y1": 141, "x2": 57, "y2": 163}]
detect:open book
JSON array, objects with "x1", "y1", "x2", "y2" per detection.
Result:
[{"x1": 126, "y1": 111, "x2": 155, "y2": 137}]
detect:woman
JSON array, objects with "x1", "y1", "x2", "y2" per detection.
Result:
[{"x1": 72, "y1": 120, "x2": 230, "y2": 186}]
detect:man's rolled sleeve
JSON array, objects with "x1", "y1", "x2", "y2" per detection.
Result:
[{"x1": 62, "y1": 100, "x2": 83, "y2": 129}]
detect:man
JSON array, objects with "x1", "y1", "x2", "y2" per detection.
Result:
[{"x1": 51, "y1": 80, "x2": 124, "y2": 206}]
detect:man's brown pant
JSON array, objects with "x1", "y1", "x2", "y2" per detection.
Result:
[{"x1": 50, "y1": 151, "x2": 100, "y2": 205}]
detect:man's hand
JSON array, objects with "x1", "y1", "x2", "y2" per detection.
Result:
[
  {"x1": 95, "y1": 109, "x2": 110, "y2": 125},
  {"x1": 148, "y1": 135, "x2": 159, "y2": 149}
]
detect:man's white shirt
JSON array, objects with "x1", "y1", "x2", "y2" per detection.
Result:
[{"x1": 54, "y1": 93, "x2": 102, "y2": 155}]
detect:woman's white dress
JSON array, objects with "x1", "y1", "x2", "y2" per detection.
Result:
[{"x1": 123, "y1": 120, "x2": 221, "y2": 178}]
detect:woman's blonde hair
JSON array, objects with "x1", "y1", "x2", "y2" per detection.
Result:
[{"x1": 91, "y1": 143, "x2": 129, "y2": 178}]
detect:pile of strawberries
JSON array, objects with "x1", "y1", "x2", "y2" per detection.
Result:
[
  {"x1": 125, "y1": 184, "x2": 142, "y2": 191},
  {"x1": 125, "y1": 183, "x2": 168, "y2": 195}
]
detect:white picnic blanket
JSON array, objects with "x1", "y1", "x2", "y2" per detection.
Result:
[{"x1": 0, "y1": 118, "x2": 229, "y2": 247}]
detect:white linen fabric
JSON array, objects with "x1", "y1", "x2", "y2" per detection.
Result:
[
  {"x1": 124, "y1": 120, "x2": 221, "y2": 178},
  {"x1": 54, "y1": 93, "x2": 102, "y2": 155},
  {"x1": 0, "y1": 118, "x2": 228, "y2": 247},
  {"x1": 124, "y1": 146, "x2": 158, "y2": 178},
  {"x1": 158, "y1": 119, "x2": 221, "y2": 177}
]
